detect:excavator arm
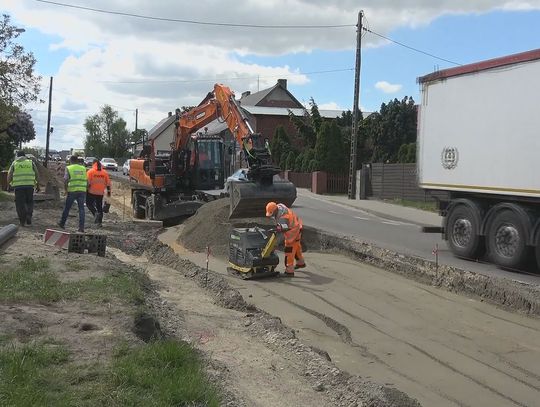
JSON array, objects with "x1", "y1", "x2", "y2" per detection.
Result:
[{"x1": 176, "y1": 84, "x2": 296, "y2": 217}]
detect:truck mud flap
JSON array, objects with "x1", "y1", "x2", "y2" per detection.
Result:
[{"x1": 229, "y1": 180, "x2": 297, "y2": 219}]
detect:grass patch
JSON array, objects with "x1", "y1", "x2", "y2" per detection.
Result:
[
  {"x1": 108, "y1": 340, "x2": 220, "y2": 406},
  {"x1": 0, "y1": 342, "x2": 71, "y2": 406},
  {"x1": 0, "y1": 340, "x2": 220, "y2": 407},
  {"x1": 0, "y1": 258, "x2": 146, "y2": 304},
  {"x1": 387, "y1": 198, "x2": 438, "y2": 212},
  {"x1": 0, "y1": 191, "x2": 11, "y2": 202}
]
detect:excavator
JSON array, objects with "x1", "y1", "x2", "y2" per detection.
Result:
[{"x1": 129, "y1": 83, "x2": 296, "y2": 221}]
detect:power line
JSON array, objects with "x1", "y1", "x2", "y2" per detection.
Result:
[
  {"x1": 98, "y1": 68, "x2": 355, "y2": 84},
  {"x1": 34, "y1": 0, "x2": 355, "y2": 29},
  {"x1": 363, "y1": 27, "x2": 462, "y2": 66}
]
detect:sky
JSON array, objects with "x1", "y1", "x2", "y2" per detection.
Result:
[{"x1": 2, "y1": 0, "x2": 540, "y2": 151}]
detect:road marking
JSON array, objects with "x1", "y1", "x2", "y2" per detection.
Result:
[
  {"x1": 329, "y1": 210, "x2": 342, "y2": 215},
  {"x1": 354, "y1": 216, "x2": 369, "y2": 220},
  {"x1": 382, "y1": 220, "x2": 405, "y2": 226}
]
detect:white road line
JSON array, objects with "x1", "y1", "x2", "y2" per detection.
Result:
[
  {"x1": 328, "y1": 210, "x2": 342, "y2": 215},
  {"x1": 382, "y1": 220, "x2": 404, "y2": 226},
  {"x1": 354, "y1": 216, "x2": 369, "y2": 220}
]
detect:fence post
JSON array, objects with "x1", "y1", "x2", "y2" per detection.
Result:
[{"x1": 381, "y1": 163, "x2": 385, "y2": 199}]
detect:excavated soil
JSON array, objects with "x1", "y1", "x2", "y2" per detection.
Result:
[{"x1": 178, "y1": 199, "x2": 272, "y2": 258}]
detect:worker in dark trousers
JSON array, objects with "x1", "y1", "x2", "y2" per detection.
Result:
[
  {"x1": 7, "y1": 151, "x2": 39, "y2": 226},
  {"x1": 86, "y1": 159, "x2": 111, "y2": 227},
  {"x1": 58, "y1": 155, "x2": 88, "y2": 232}
]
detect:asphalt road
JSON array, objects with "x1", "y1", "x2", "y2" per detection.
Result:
[{"x1": 292, "y1": 193, "x2": 540, "y2": 286}]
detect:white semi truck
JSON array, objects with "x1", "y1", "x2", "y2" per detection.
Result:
[{"x1": 417, "y1": 49, "x2": 540, "y2": 269}]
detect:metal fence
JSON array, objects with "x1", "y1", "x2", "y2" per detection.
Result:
[
  {"x1": 327, "y1": 173, "x2": 349, "y2": 194},
  {"x1": 366, "y1": 163, "x2": 447, "y2": 202},
  {"x1": 287, "y1": 172, "x2": 312, "y2": 189}
]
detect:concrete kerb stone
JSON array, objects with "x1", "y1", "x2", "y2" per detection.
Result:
[{"x1": 301, "y1": 226, "x2": 540, "y2": 316}]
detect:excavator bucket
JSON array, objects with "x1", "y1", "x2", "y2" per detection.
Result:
[{"x1": 229, "y1": 179, "x2": 297, "y2": 219}]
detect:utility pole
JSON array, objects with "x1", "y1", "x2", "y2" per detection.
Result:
[
  {"x1": 44, "y1": 76, "x2": 53, "y2": 168},
  {"x1": 135, "y1": 108, "x2": 139, "y2": 145},
  {"x1": 347, "y1": 11, "x2": 363, "y2": 199}
]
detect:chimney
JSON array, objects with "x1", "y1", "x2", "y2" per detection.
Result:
[
  {"x1": 241, "y1": 91, "x2": 251, "y2": 98},
  {"x1": 277, "y1": 79, "x2": 287, "y2": 89},
  {"x1": 168, "y1": 111, "x2": 172, "y2": 117}
]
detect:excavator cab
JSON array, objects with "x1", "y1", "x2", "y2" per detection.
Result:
[{"x1": 189, "y1": 135, "x2": 225, "y2": 190}]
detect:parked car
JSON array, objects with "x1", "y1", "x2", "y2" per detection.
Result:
[
  {"x1": 100, "y1": 158, "x2": 118, "y2": 171},
  {"x1": 84, "y1": 156, "x2": 96, "y2": 167},
  {"x1": 224, "y1": 169, "x2": 249, "y2": 193},
  {"x1": 122, "y1": 159, "x2": 131, "y2": 176}
]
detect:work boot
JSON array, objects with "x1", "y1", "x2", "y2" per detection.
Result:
[
  {"x1": 78, "y1": 228, "x2": 84, "y2": 233},
  {"x1": 26, "y1": 217, "x2": 32, "y2": 225},
  {"x1": 294, "y1": 263, "x2": 306, "y2": 270},
  {"x1": 19, "y1": 220, "x2": 25, "y2": 227},
  {"x1": 57, "y1": 221, "x2": 65, "y2": 229},
  {"x1": 282, "y1": 271, "x2": 295, "y2": 277}
]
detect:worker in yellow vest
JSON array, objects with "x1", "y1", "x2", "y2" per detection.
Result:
[
  {"x1": 7, "y1": 151, "x2": 39, "y2": 226},
  {"x1": 58, "y1": 155, "x2": 88, "y2": 232}
]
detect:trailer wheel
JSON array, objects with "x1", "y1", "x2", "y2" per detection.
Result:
[
  {"x1": 132, "y1": 192, "x2": 145, "y2": 219},
  {"x1": 447, "y1": 204, "x2": 482, "y2": 259},
  {"x1": 487, "y1": 209, "x2": 528, "y2": 268}
]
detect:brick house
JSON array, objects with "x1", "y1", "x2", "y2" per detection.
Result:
[{"x1": 239, "y1": 79, "x2": 345, "y2": 142}]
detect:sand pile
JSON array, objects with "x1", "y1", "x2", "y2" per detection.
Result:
[{"x1": 178, "y1": 198, "x2": 273, "y2": 258}]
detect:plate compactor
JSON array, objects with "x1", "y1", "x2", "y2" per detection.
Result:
[{"x1": 228, "y1": 227, "x2": 280, "y2": 279}]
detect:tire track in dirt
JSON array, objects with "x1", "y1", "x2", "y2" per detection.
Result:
[
  {"x1": 258, "y1": 286, "x2": 471, "y2": 407},
  {"x1": 309, "y1": 291, "x2": 532, "y2": 407}
]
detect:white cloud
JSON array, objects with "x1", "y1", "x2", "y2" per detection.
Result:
[
  {"x1": 318, "y1": 102, "x2": 342, "y2": 110},
  {"x1": 4, "y1": 0, "x2": 540, "y2": 149},
  {"x1": 375, "y1": 81, "x2": 403, "y2": 94}
]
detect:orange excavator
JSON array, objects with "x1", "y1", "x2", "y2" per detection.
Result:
[{"x1": 129, "y1": 83, "x2": 296, "y2": 220}]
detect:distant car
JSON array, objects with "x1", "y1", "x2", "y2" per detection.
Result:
[
  {"x1": 225, "y1": 168, "x2": 249, "y2": 193},
  {"x1": 122, "y1": 159, "x2": 131, "y2": 176},
  {"x1": 225, "y1": 168, "x2": 284, "y2": 193},
  {"x1": 51, "y1": 154, "x2": 61, "y2": 161},
  {"x1": 84, "y1": 156, "x2": 96, "y2": 167},
  {"x1": 101, "y1": 157, "x2": 118, "y2": 171}
]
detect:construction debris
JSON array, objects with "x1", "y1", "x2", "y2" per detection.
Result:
[{"x1": 44, "y1": 228, "x2": 107, "y2": 256}]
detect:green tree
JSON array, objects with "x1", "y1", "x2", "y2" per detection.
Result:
[
  {"x1": 285, "y1": 151, "x2": 296, "y2": 170},
  {"x1": 397, "y1": 142, "x2": 416, "y2": 163},
  {"x1": 288, "y1": 98, "x2": 322, "y2": 149},
  {"x1": 301, "y1": 149, "x2": 315, "y2": 172},
  {"x1": 84, "y1": 105, "x2": 131, "y2": 158},
  {"x1": 0, "y1": 14, "x2": 41, "y2": 168},
  {"x1": 367, "y1": 97, "x2": 417, "y2": 163},
  {"x1": 270, "y1": 125, "x2": 291, "y2": 168},
  {"x1": 314, "y1": 121, "x2": 347, "y2": 173}
]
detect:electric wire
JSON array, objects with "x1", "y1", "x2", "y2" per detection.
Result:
[{"x1": 34, "y1": 0, "x2": 354, "y2": 29}]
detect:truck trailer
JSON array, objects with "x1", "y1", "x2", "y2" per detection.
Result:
[{"x1": 417, "y1": 48, "x2": 540, "y2": 269}]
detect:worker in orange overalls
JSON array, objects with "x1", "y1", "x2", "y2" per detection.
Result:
[
  {"x1": 266, "y1": 201, "x2": 306, "y2": 277},
  {"x1": 86, "y1": 159, "x2": 111, "y2": 227}
]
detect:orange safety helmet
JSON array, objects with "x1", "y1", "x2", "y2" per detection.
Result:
[{"x1": 265, "y1": 201, "x2": 278, "y2": 217}]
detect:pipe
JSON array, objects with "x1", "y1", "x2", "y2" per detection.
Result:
[{"x1": 0, "y1": 224, "x2": 18, "y2": 247}]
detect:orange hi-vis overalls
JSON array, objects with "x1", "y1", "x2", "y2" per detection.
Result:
[
  {"x1": 87, "y1": 163, "x2": 111, "y2": 195},
  {"x1": 275, "y1": 203, "x2": 305, "y2": 274}
]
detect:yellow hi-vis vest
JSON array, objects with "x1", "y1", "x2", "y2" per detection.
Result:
[
  {"x1": 11, "y1": 159, "x2": 35, "y2": 187},
  {"x1": 67, "y1": 164, "x2": 87, "y2": 192}
]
